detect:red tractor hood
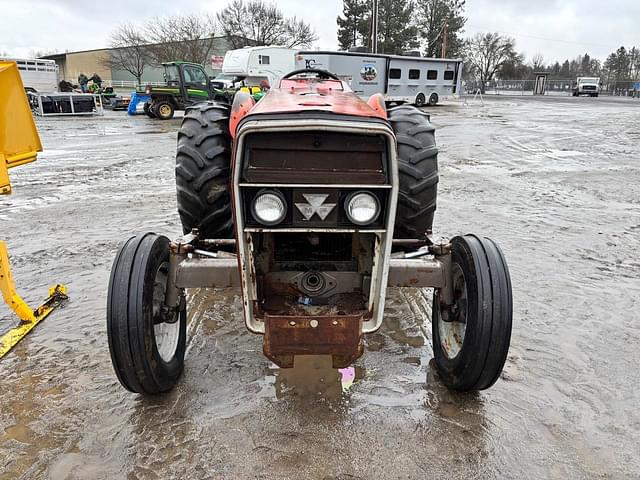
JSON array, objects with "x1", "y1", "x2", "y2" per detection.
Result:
[{"x1": 230, "y1": 78, "x2": 388, "y2": 138}]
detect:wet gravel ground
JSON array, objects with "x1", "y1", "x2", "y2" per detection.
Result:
[{"x1": 1, "y1": 95, "x2": 639, "y2": 479}]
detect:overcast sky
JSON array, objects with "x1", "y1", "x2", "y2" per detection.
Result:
[{"x1": 1, "y1": 0, "x2": 637, "y2": 63}]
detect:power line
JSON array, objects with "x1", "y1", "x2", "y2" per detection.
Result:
[{"x1": 465, "y1": 24, "x2": 616, "y2": 50}]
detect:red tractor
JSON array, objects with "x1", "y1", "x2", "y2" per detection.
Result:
[{"x1": 107, "y1": 69, "x2": 512, "y2": 395}]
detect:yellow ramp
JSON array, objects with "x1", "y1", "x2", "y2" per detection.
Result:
[
  {"x1": 0, "y1": 60, "x2": 42, "y2": 194},
  {"x1": 0, "y1": 60, "x2": 67, "y2": 358}
]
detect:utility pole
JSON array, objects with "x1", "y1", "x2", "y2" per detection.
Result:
[
  {"x1": 441, "y1": 22, "x2": 448, "y2": 58},
  {"x1": 371, "y1": 0, "x2": 379, "y2": 54}
]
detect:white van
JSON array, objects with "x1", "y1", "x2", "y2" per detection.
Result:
[{"x1": 222, "y1": 46, "x2": 296, "y2": 88}]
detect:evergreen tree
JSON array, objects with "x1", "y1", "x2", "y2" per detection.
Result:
[
  {"x1": 337, "y1": 0, "x2": 370, "y2": 51},
  {"x1": 605, "y1": 46, "x2": 630, "y2": 79},
  {"x1": 416, "y1": 0, "x2": 466, "y2": 58},
  {"x1": 377, "y1": 0, "x2": 419, "y2": 54}
]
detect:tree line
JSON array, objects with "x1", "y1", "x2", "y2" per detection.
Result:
[
  {"x1": 338, "y1": 0, "x2": 639, "y2": 93},
  {"x1": 103, "y1": 0, "x2": 317, "y2": 83},
  {"x1": 338, "y1": 0, "x2": 466, "y2": 57},
  {"x1": 100, "y1": 0, "x2": 640, "y2": 90}
]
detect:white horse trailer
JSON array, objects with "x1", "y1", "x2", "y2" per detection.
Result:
[
  {"x1": 0, "y1": 58, "x2": 58, "y2": 92},
  {"x1": 295, "y1": 51, "x2": 463, "y2": 106},
  {"x1": 222, "y1": 46, "x2": 296, "y2": 88}
]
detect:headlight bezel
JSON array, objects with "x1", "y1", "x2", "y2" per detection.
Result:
[
  {"x1": 251, "y1": 189, "x2": 287, "y2": 226},
  {"x1": 344, "y1": 190, "x2": 381, "y2": 226}
]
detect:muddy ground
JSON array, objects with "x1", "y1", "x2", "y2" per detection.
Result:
[{"x1": 1, "y1": 95, "x2": 639, "y2": 479}]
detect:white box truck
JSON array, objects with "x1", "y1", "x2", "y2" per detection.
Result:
[
  {"x1": 295, "y1": 51, "x2": 463, "y2": 107},
  {"x1": 221, "y1": 46, "x2": 296, "y2": 88}
]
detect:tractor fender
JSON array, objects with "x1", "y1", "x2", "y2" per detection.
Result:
[
  {"x1": 229, "y1": 91, "x2": 256, "y2": 139},
  {"x1": 367, "y1": 93, "x2": 387, "y2": 118}
]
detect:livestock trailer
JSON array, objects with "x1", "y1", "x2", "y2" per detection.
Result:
[
  {"x1": 295, "y1": 51, "x2": 463, "y2": 106},
  {"x1": 0, "y1": 58, "x2": 58, "y2": 93}
]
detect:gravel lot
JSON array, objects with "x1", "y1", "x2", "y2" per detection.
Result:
[{"x1": 1, "y1": 95, "x2": 639, "y2": 479}]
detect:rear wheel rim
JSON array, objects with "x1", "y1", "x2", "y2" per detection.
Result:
[
  {"x1": 438, "y1": 263, "x2": 467, "y2": 359},
  {"x1": 152, "y1": 261, "x2": 180, "y2": 362},
  {"x1": 159, "y1": 104, "x2": 171, "y2": 117}
]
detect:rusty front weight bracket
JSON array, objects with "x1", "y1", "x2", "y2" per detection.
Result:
[
  {"x1": 163, "y1": 237, "x2": 455, "y2": 315},
  {"x1": 386, "y1": 241, "x2": 454, "y2": 304}
]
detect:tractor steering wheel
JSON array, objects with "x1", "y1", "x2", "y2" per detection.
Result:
[{"x1": 282, "y1": 69, "x2": 341, "y2": 81}]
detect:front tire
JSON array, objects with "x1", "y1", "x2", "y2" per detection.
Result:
[
  {"x1": 107, "y1": 233, "x2": 186, "y2": 395},
  {"x1": 154, "y1": 100, "x2": 175, "y2": 120},
  {"x1": 176, "y1": 102, "x2": 233, "y2": 238},
  {"x1": 428, "y1": 93, "x2": 439, "y2": 106},
  {"x1": 431, "y1": 235, "x2": 512, "y2": 391},
  {"x1": 414, "y1": 93, "x2": 426, "y2": 107},
  {"x1": 388, "y1": 105, "x2": 439, "y2": 239}
]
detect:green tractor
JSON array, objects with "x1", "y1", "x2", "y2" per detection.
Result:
[{"x1": 141, "y1": 62, "x2": 231, "y2": 120}]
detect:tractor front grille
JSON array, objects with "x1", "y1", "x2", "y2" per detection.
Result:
[{"x1": 241, "y1": 131, "x2": 388, "y2": 185}]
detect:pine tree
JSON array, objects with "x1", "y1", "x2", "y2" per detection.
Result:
[
  {"x1": 416, "y1": 0, "x2": 466, "y2": 58},
  {"x1": 377, "y1": 0, "x2": 419, "y2": 54},
  {"x1": 337, "y1": 0, "x2": 370, "y2": 51}
]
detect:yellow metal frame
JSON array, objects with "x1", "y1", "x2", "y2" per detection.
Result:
[
  {"x1": 0, "y1": 60, "x2": 67, "y2": 358},
  {"x1": 0, "y1": 240, "x2": 68, "y2": 357}
]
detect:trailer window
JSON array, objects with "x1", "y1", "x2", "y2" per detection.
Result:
[
  {"x1": 427, "y1": 70, "x2": 438, "y2": 80},
  {"x1": 444, "y1": 71, "x2": 454, "y2": 80},
  {"x1": 408, "y1": 69, "x2": 420, "y2": 80},
  {"x1": 259, "y1": 55, "x2": 270, "y2": 65},
  {"x1": 389, "y1": 68, "x2": 401, "y2": 79}
]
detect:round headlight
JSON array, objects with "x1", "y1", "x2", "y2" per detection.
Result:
[
  {"x1": 345, "y1": 191, "x2": 380, "y2": 225},
  {"x1": 252, "y1": 190, "x2": 287, "y2": 225}
]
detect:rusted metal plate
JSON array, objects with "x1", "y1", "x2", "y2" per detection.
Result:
[{"x1": 263, "y1": 313, "x2": 364, "y2": 368}]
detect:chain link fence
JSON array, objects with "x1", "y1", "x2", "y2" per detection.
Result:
[{"x1": 464, "y1": 79, "x2": 640, "y2": 97}]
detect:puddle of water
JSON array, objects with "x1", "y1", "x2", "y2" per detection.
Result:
[{"x1": 262, "y1": 356, "x2": 366, "y2": 403}]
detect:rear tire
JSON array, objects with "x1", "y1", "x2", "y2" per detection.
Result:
[
  {"x1": 143, "y1": 101, "x2": 155, "y2": 118},
  {"x1": 107, "y1": 233, "x2": 186, "y2": 395},
  {"x1": 388, "y1": 105, "x2": 438, "y2": 239},
  {"x1": 428, "y1": 93, "x2": 438, "y2": 106},
  {"x1": 415, "y1": 93, "x2": 426, "y2": 107},
  {"x1": 431, "y1": 235, "x2": 512, "y2": 391},
  {"x1": 176, "y1": 102, "x2": 233, "y2": 238}
]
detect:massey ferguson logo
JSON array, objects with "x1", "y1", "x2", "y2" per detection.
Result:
[{"x1": 295, "y1": 193, "x2": 336, "y2": 221}]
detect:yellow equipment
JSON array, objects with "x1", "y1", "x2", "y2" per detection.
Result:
[{"x1": 0, "y1": 60, "x2": 68, "y2": 358}]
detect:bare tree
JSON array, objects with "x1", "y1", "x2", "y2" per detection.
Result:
[
  {"x1": 217, "y1": 0, "x2": 318, "y2": 49},
  {"x1": 30, "y1": 49, "x2": 57, "y2": 58},
  {"x1": 464, "y1": 32, "x2": 518, "y2": 92},
  {"x1": 145, "y1": 14, "x2": 218, "y2": 65},
  {"x1": 530, "y1": 53, "x2": 545, "y2": 71},
  {"x1": 102, "y1": 23, "x2": 150, "y2": 84}
]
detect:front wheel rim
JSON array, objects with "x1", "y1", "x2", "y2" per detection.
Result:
[
  {"x1": 438, "y1": 263, "x2": 467, "y2": 359},
  {"x1": 159, "y1": 104, "x2": 171, "y2": 117},
  {"x1": 152, "y1": 261, "x2": 180, "y2": 362}
]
